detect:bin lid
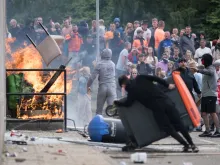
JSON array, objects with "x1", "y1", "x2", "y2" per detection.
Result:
[{"x1": 88, "y1": 115, "x2": 109, "y2": 142}]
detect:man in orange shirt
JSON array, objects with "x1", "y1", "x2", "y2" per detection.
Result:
[
  {"x1": 132, "y1": 29, "x2": 148, "y2": 54},
  {"x1": 154, "y1": 20, "x2": 165, "y2": 56},
  {"x1": 68, "y1": 24, "x2": 83, "y2": 69}
]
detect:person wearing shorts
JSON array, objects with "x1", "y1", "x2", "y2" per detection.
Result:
[{"x1": 197, "y1": 54, "x2": 220, "y2": 137}]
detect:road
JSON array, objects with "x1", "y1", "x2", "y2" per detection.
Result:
[{"x1": 2, "y1": 131, "x2": 220, "y2": 165}]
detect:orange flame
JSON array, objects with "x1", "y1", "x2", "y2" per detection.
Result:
[
  {"x1": 6, "y1": 40, "x2": 73, "y2": 120},
  {"x1": 5, "y1": 38, "x2": 16, "y2": 54}
]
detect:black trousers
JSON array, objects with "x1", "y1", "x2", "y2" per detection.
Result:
[{"x1": 148, "y1": 98, "x2": 194, "y2": 146}]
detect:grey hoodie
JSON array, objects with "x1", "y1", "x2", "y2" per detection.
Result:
[
  {"x1": 87, "y1": 49, "x2": 116, "y2": 86},
  {"x1": 198, "y1": 65, "x2": 217, "y2": 97}
]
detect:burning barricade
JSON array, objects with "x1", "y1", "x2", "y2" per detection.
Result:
[{"x1": 5, "y1": 29, "x2": 73, "y2": 121}]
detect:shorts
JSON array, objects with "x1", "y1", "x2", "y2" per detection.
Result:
[{"x1": 201, "y1": 96, "x2": 217, "y2": 113}]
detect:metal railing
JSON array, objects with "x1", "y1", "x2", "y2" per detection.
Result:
[{"x1": 6, "y1": 68, "x2": 67, "y2": 131}]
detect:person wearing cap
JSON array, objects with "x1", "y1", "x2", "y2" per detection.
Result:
[
  {"x1": 87, "y1": 49, "x2": 117, "y2": 115},
  {"x1": 134, "y1": 20, "x2": 151, "y2": 44},
  {"x1": 132, "y1": 29, "x2": 148, "y2": 54},
  {"x1": 175, "y1": 58, "x2": 201, "y2": 101}
]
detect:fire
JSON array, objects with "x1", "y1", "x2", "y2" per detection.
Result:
[
  {"x1": 6, "y1": 39, "x2": 73, "y2": 120},
  {"x1": 5, "y1": 38, "x2": 16, "y2": 54}
]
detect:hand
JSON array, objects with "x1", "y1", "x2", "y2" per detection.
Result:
[
  {"x1": 197, "y1": 94, "x2": 202, "y2": 98},
  {"x1": 168, "y1": 84, "x2": 175, "y2": 90},
  {"x1": 87, "y1": 87, "x2": 91, "y2": 93},
  {"x1": 114, "y1": 100, "x2": 121, "y2": 106}
]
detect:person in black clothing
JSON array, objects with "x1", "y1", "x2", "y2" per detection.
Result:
[
  {"x1": 114, "y1": 75, "x2": 199, "y2": 152},
  {"x1": 79, "y1": 35, "x2": 96, "y2": 68},
  {"x1": 137, "y1": 54, "x2": 153, "y2": 75},
  {"x1": 20, "y1": 19, "x2": 36, "y2": 45},
  {"x1": 175, "y1": 58, "x2": 201, "y2": 100}
]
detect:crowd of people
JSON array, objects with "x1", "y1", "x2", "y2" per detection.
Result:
[{"x1": 6, "y1": 16, "x2": 220, "y2": 137}]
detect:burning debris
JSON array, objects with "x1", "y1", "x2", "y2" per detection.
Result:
[{"x1": 6, "y1": 39, "x2": 73, "y2": 120}]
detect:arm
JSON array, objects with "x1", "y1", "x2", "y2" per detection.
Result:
[
  {"x1": 87, "y1": 64, "x2": 100, "y2": 87},
  {"x1": 143, "y1": 75, "x2": 169, "y2": 88},
  {"x1": 114, "y1": 90, "x2": 135, "y2": 107},
  {"x1": 198, "y1": 68, "x2": 214, "y2": 76}
]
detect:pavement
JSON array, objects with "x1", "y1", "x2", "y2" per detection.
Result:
[{"x1": 2, "y1": 130, "x2": 220, "y2": 165}]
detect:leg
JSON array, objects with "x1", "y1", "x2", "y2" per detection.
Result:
[
  {"x1": 165, "y1": 105, "x2": 194, "y2": 145},
  {"x1": 96, "y1": 84, "x2": 107, "y2": 115},
  {"x1": 200, "y1": 97, "x2": 217, "y2": 137},
  {"x1": 106, "y1": 83, "x2": 117, "y2": 106},
  {"x1": 163, "y1": 101, "x2": 199, "y2": 152},
  {"x1": 211, "y1": 113, "x2": 220, "y2": 131},
  {"x1": 152, "y1": 109, "x2": 189, "y2": 147}
]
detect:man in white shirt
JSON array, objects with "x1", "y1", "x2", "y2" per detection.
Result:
[
  {"x1": 116, "y1": 42, "x2": 131, "y2": 98},
  {"x1": 116, "y1": 42, "x2": 131, "y2": 76},
  {"x1": 194, "y1": 39, "x2": 212, "y2": 65},
  {"x1": 134, "y1": 20, "x2": 151, "y2": 44}
]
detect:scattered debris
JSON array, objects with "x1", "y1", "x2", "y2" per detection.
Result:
[
  {"x1": 10, "y1": 130, "x2": 22, "y2": 137},
  {"x1": 130, "y1": 152, "x2": 147, "y2": 164},
  {"x1": 57, "y1": 149, "x2": 67, "y2": 155},
  {"x1": 56, "y1": 129, "x2": 63, "y2": 133},
  {"x1": 119, "y1": 161, "x2": 127, "y2": 165},
  {"x1": 13, "y1": 141, "x2": 27, "y2": 145},
  {"x1": 183, "y1": 162, "x2": 193, "y2": 165},
  {"x1": 48, "y1": 144, "x2": 54, "y2": 148},
  {"x1": 168, "y1": 161, "x2": 172, "y2": 164},
  {"x1": 5, "y1": 152, "x2": 17, "y2": 157},
  {"x1": 24, "y1": 135, "x2": 29, "y2": 140},
  {"x1": 30, "y1": 137, "x2": 36, "y2": 141},
  {"x1": 22, "y1": 147, "x2": 28, "y2": 152},
  {"x1": 15, "y1": 158, "x2": 26, "y2": 162}
]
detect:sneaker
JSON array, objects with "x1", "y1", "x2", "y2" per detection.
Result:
[
  {"x1": 191, "y1": 144, "x2": 199, "y2": 153},
  {"x1": 182, "y1": 145, "x2": 190, "y2": 152},
  {"x1": 211, "y1": 131, "x2": 220, "y2": 137},
  {"x1": 198, "y1": 131, "x2": 212, "y2": 137},
  {"x1": 195, "y1": 126, "x2": 203, "y2": 132},
  {"x1": 122, "y1": 141, "x2": 137, "y2": 152}
]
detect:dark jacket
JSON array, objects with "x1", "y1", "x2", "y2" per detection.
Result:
[
  {"x1": 175, "y1": 67, "x2": 201, "y2": 99},
  {"x1": 115, "y1": 75, "x2": 170, "y2": 108},
  {"x1": 180, "y1": 34, "x2": 195, "y2": 55},
  {"x1": 137, "y1": 62, "x2": 153, "y2": 75}
]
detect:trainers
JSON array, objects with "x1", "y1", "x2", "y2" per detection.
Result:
[
  {"x1": 198, "y1": 131, "x2": 212, "y2": 137},
  {"x1": 211, "y1": 131, "x2": 220, "y2": 137},
  {"x1": 182, "y1": 145, "x2": 190, "y2": 152},
  {"x1": 191, "y1": 144, "x2": 199, "y2": 153},
  {"x1": 122, "y1": 141, "x2": 137, "y2": 152},
  {"x1": 195, "y1": 126, "x2": 203, "y2": 132}
]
